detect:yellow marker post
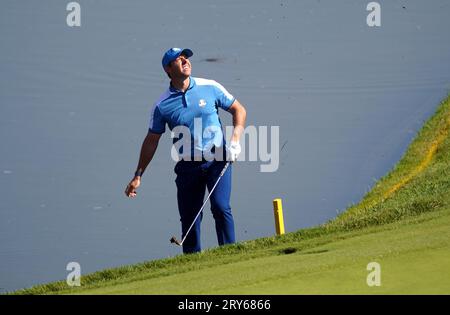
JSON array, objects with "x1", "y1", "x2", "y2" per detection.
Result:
[{"x1": 273, "y1": 198, "x2": 285, "y2": 235}]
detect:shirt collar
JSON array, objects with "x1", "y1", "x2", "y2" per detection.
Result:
[{"x1": 169, "y1": 76, "x2": 195, "y2": 94}]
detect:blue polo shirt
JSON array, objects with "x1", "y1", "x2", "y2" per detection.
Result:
[{"x1": 149, "y1": 77, "x2": 235, "y2": 158}]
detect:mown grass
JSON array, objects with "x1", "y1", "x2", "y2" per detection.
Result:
[{"x1": 10, "y1": 94, "x2": 450, "y2": 295}]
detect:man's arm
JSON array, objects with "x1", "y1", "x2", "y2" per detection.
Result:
[
  {"x1": 226, "y1": 99, "x2": 246, "y2": 161},
  {"x1": 125, "y1": 132, "x2": 162, "y2": 197},
  {"x1": 227, "y1": 99, "x2": 247, "y2": 143}
]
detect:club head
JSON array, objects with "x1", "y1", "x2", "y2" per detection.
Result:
[{"x1": 170, "y1": 236, "x2": 182, "y2": 246}]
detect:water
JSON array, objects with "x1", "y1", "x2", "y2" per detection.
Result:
[{"x1": 0, "y1": 0, "x2": 449, "y2": 292}]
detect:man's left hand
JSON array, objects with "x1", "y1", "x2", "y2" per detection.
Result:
[{"x1": 228, "y1": 141, "x2": 241, "y2": 162}]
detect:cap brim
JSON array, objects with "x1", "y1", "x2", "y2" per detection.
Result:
[{"x1": 180, "y1": 48, "x2": 193, "y2": 58}]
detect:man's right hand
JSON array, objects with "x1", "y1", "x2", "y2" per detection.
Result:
[{"x1": 125, "y1": 177, "x2": 141, "y2": 198}]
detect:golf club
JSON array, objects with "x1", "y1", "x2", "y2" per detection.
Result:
[{"x1": 170, "y1": 161, "x2": 232, "y2": 247}]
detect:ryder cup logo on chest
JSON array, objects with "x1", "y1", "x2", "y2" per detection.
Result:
[{"x1": 198, "y1": 99, "x2": 207, "y2": 107}]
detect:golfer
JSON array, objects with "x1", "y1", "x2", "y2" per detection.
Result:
[{"x1": 125, "y1": 48, "x2": 247, "y2": 254}]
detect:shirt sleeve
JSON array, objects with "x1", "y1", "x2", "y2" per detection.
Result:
[
  {"x1": 148, "y1": 103, "x2": 166, "y2": 134},
  {"x1": 213, "y1": 81, "x2": 235, "y2": 111}
]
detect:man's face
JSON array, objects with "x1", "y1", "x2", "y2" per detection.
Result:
[{"x1": 166, "y1": 54, "x2": 191, "y2": 79}]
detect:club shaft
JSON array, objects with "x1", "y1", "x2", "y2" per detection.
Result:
[{"x1": 179, "y1": 162, "x2": 231, "y2": 246}]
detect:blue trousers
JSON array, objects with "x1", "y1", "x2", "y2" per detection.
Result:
[{"x1": 174, "y1": 160, "x2": 235, "y2": 253}]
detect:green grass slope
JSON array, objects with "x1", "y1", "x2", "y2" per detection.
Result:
[{"x1": 12, "y1": 95, "x2": 450, "y2": 295}]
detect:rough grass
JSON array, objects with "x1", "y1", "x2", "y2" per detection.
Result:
[{"x1": 9, "y1": 95, "x2": 450, "y2": 295}]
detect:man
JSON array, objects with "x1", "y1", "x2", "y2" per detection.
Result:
[{"x1": 125, "y1": 48, "x2": 247, "y2": 254}]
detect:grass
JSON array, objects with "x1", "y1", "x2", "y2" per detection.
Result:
[{"x1": 10, "y1": 95, "x2": 450, "y2": 295}]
